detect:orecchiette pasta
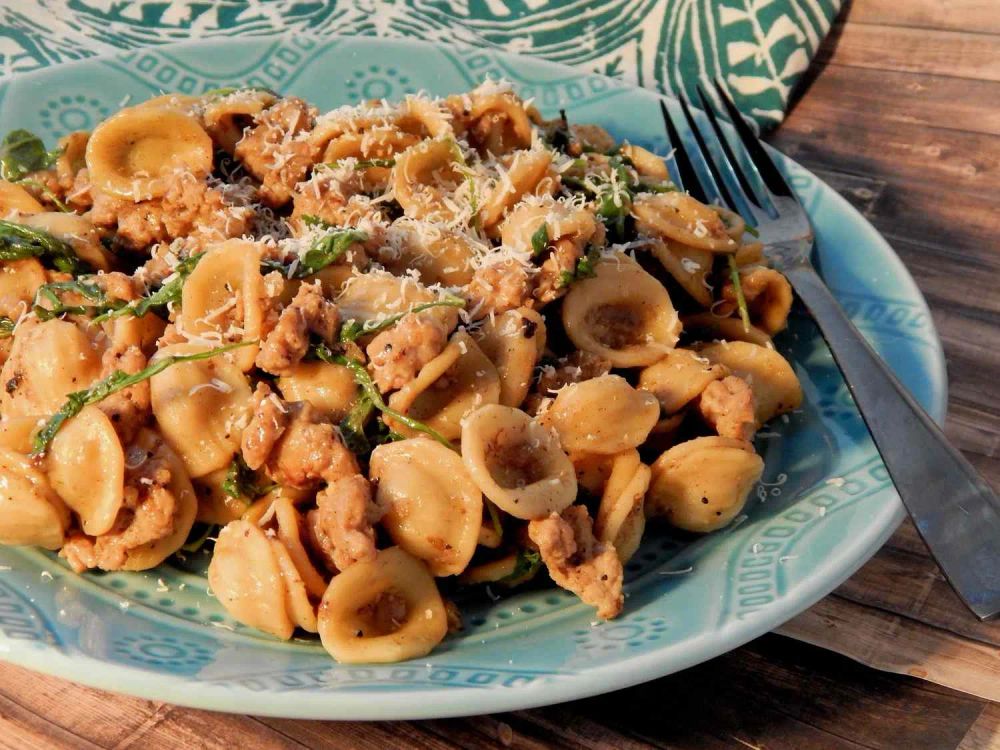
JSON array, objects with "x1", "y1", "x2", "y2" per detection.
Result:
[
  {"x1": 0, "y1": 83, "x2": 805, "y2": 664},
  {"x1": 370, "y1": 438, "x2": 482, "y2": 576},
  {"x1": 647, "y1": 437, "x2": 764, "y2": 532},
  {"x1": 561, "y1": 256, "x2": 681, "y2": 367},
  {"x1": 461, "y1": 404, "x2": 577, "y2": 520}
]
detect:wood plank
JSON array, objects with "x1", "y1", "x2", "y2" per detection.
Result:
[
  {"x1": 957, "y1": 703, "x2": 1000, "y2": 750},
  {"x1": 776, "y1": 597, "x2": 1000, "y2": 702},
  {"x1": 847, "y1": 0, "x2": 1000, "y2": 35},
  {"x1": 789, "y1": 64, "x2": 1000, "y2": 137},
  {"x1": 816, "y1": 22, "x2": 1000, "y2": 82}
]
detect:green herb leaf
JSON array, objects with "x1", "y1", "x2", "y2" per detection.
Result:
[
  {"x1": 0, "y1": 129, "x2": 60, "y2": 182},
  {"x1": 93, "y1": 253, "x2": 203, "y2": 324},
  {"x1": 0, "y1": 316, "x2": 15, "y2": 338},
  {"x1": 181, "y1": 522, "x2": 217, "y2": 553},
  {"x1": 486, "y1": 500, "x2": 503, "y2": 542},
  {"x1": 530, "y1": 222, "x2": 549, "y2": 257},
  {"x1": 33, "y1": 279, "x2": 121, "y2": 321},
  {"x1": 499, "y1": 548, "x2": 542, "y2": 587},
  {"x1": 558, "y1": 247, "x2": 601, "y2": 289},
  {"x1": 221, "y1": 455, "x2": 277, "y2": 500},
  {"x1": 274, "y1": 219, "x2": 367, "y2": 279},
  {"x1": 339, "y1": 295, "x2": 465, "y2": 343},
  {"x1": 32, "y1": 340, "x2": 254, "y2": 455},
  {"x1": 339, "y1": 394, "x2": 375, "y2": 456},
  {"x1": 328, "y1": 158, "x2": 395, "y2": 170},
  {"x1": 312, "y1": 345, "x2": 456, "y2": 451},
  {"x1": 728, "y1": 255, "x2": 752, "y2": 334},
  {"x1": 0, "y1": 219, "x2": 87, "y2": 274},
  {"x1": 744, "y1": 224, "x2": 760, "y2": 238}
]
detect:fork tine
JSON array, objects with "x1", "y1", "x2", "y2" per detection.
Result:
[
  {"x1": 694, "y1": 84, "x2": 761, "y2": 209},
  {"x1": 677, "y1": 93, "x2": 736, "y2": 210},
  {"x1": 658, "y1": 99, "x2": 707, "y2": 203},
  {"x1": 711, "y1": 79, "x2": 793, "y2": 198}
]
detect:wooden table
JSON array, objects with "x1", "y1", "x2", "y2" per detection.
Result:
[{"x1": 2, "y1": 1, "x2": 999, "y2": 747}]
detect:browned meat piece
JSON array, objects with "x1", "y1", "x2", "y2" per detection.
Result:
[
  {"x1": 528, "y1": 505, "x2": 624, "y2": 619},
  {"x1": 533, "y1": 238, "x2": 582, "y2": 305},
  {"x1": 463, "y1": 259, "x2": 533, "y2": 319},
  {"x1": 314, "y1": 474, "x2": 382, "y2": 571},
  {"x1": 366, "y1": 313, "x2": 448, "y2": 393},
  {"x1": 241, "y1": 383, "x2": 359, "y2": 489},
  {"x1": 255, "y1": 281, "x2": 340, "y2": 375},
  {"x1": 234, "y1": 98, "x2": 319, "y2": 207},
  {"x1": 97, "y1": 344, "x2": 150, "y2": 445},
  {"x1": 698, "y1": 376, "x2": 757, "y2": 441}
]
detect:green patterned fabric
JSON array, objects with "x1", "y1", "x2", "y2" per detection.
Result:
[{"x1": 0, "y1": 1, "x2": 840, "y2": 129}]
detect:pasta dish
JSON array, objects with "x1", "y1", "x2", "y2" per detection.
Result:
[{"x1": 0, "y1": 82, "x2": 801, "y2": 663}]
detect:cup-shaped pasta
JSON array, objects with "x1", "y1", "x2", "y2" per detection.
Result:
[
  {"x1": 85, "y1": 105, "x2": 213, "y2": 200},
  {"x1": 46, "y1": 405, "x2": 124, "y2": 536},
  {"x1": 201, "y1": 89, "x2": 277, "y2": 153},
  {"x1": 387, "y1": 332, "x2": 500, "y2": 442},
  {"x1": 465, "y1": 93, "x2": 534, "y2": 155},
  {"x1": 378, "y1": 220, "x2": 477, "y2": 287},
  {"x1": 594, "y1": 450, "x2": 650, "y2": 563},
  {"x1": 461, "y1": 404, "x2": 577, "y2": 520},
  {"x1": 0, "y1": 318, "x2": 103, "y2": 418},
  {"x1": 391, "y1": 139, "x2": 464, "y2": 221},
  {"x1": 271, "y1": 496, "x2": 328, "y2": 600},
  {"x1": 561, "y1": 256, "x2": 681, "y2": 367},
  {"x1": 499, "y1": 196, "x2": 598, "y2": 255},
  {"x1": 270, "y1": 537, "x2": 318, "y2": 633},
  {"x1": 569, "y1": 451, "x2": 617, "y2": 497},
  {"x1": 55, "y1": 131, "x2": 89, "y2": 186},
  {"x1": 0, "y1": 415, "x2": 40, "y2": 453},
  {"x1": 0, "y1": 257, "x2": 46, "y2": 319},
  {"x1": 697, "y1": 341, "x2": 802, "y2": 424},
  {"x1": 0, "y1": 447, "x2": 70, "y2": 549},
  {"x1": 621, "y1": 144, "x2": 669, "y2": 181},
  {"x1": 277, "y1": 361, "x2": 358, "y2": 422},
  {"x1": 631, "y1": 192, "x2": 737, "y2": 253},
  {"x1": 480, "y1": 148, "x2": 555, "y2": 230},
  {"x1": 193, "y1": 468, "x2": 252, "y2": 525},
  {"x1": 475, "y1": 308, "x2": 546, "y2": 408},
  {"x1": 397, "y1": 95, "x2": 455, "y2": 139},
  {"x1": 638, "y1": 348, "x2": 729, "y2": 415},
  {"x1": 179, "y1": 239, "x2": 264, "y2": 371},
  {"x1": 23, "y1": 212, "x2": 114, "y2": 271},
  {"x1": 681, "y1": 312, "x2": 772, "y2": 347},
  {"x1": 149, "y1": 343, "x2": 253, "y2": 478},
  {"x1": 370, "y1": 438, "x2": 483, "y2": 576},
  {"x1": 337, "y1": 271, "x2": 440, "y2": 328},
  {"x1": 647, "y1": 238, "x2": 713, "y2": 308},
  {"x1": 119, "y1": 429, "x2": 199, "y2": 571},
  {"x1": 209, "y1": 519, "x2": 296, "y2": 639},
  {"x1": 0, "y1": 181, "x2": 44, "y2": 214},
  {"x1": 317, "y1": 546, "x2": 448, "y2": 664},
  {"x1": 722, "y1": 267, "x2": 794, "y2": 335},
  {"x1": 546, "y1": 375, "x2": 660, "y2": 455},
  {"x1": 647, "y1": 436, "x2": 763, "y2": 532}
]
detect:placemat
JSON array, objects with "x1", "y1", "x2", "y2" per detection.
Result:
[{"x1": 0, "y1": 0, "x2": 841, "y2": 128}]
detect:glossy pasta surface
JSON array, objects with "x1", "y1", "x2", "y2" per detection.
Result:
[{"x1": 0, "y1": 82, "x2": 801, "y2": 664}]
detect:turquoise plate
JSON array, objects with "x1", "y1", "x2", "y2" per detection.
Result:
[{"x1": 0, "y1": 36, "x2": 946, "y2": 720}]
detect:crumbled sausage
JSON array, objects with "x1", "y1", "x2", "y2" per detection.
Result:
[
  {"x1": 528, "y1": 505, "x2": 624, "y2": 619},
  {"x1": 366, "y1": 313, "x2": 448, "y2": 393},
  {"x1": 255, "y1": 281, "x2": 340, "y2": 375},
  {"x1": 313, "y1": 474, "x2": 382, "y2": 571},
  {"x1": 463, "y1": 259, "x2": 533, "y2": 319},
  {"x1": 234, "y1": 98, "x2": 319, "y2": 207},
  {"x1": 698, "y1": 375, "x2": 757, "y2": 441}
]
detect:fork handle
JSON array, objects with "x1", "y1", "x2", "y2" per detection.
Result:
[{"x1": 782, "y1": 262, "x2": 1000, "y2": 620}]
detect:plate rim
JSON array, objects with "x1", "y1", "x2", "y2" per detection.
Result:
[{"x1": 0, "y1": 33, "x2": 948, "y2": 720}]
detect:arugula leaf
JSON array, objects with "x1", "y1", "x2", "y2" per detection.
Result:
[
  {"x1": 530, "y1": 222, "x2": 549, "y2": 257},
  {"x1": 339, "y1": 394, "x2": 375, "y2": 456},
  {"x1": 728, "y1": 255, "x2": 752, "y2": 334},
  {"x1": 328, "y1": 158, "x2": 395, "y2": 170},
  {"x1": 499, "y1": 548, "x2": 542, "y2": 587},
  {"x1": 221, "y1": 455, "x2": 277, "y2": 500},
  {"x1": 32, "y1": 340, "x2": 254, "y2": 455},
  {"x1": 0, "y1": 316, "x2": 14, "y2": 338},
  {"x1": 311, "y1": 344, "x2": 455, "y2": 451},
  {"x1": 0, "y1": 220, "x2": 87, "y2": 274},
  {"x1": 33, "y1": 279, "x2": 122, "y2": 321},
  {"x1": 558, "y1": 247, "x2": 601, "y2": 289},
  {"x1": 338, "y1": 295, "x2": 465, "y2": 343},
  {"x1": 0, "y1": 129, "x2": 60, "y2": 182},
  {"x1": 267, "y1": 218, "x2": 368, "y2": 279},
  {"x1": 181, "y1": 522, "x2": 217, "y2": 553},
  {"x1": 744, "y1": 224, "x2": 760, "y2": 238},
  {"x1": 93, "y1": 253, "x2": 203, "y2": 324}
]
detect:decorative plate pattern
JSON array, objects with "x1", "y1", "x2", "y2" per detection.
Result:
[
  {"x1": 0, "y1": 36, "x2": 946, "y2": 720},
  {"x1": 0, "y1": 0, "x2": 841, "y2": 129}
]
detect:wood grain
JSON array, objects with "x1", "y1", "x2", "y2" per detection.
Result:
[{"x1": 2, "y1": 0, "x2": 999, "y2": 747}]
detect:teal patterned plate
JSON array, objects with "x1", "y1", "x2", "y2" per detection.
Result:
[{"x1": 0, "y1": 36, "x2": 945, "y2": 720}]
